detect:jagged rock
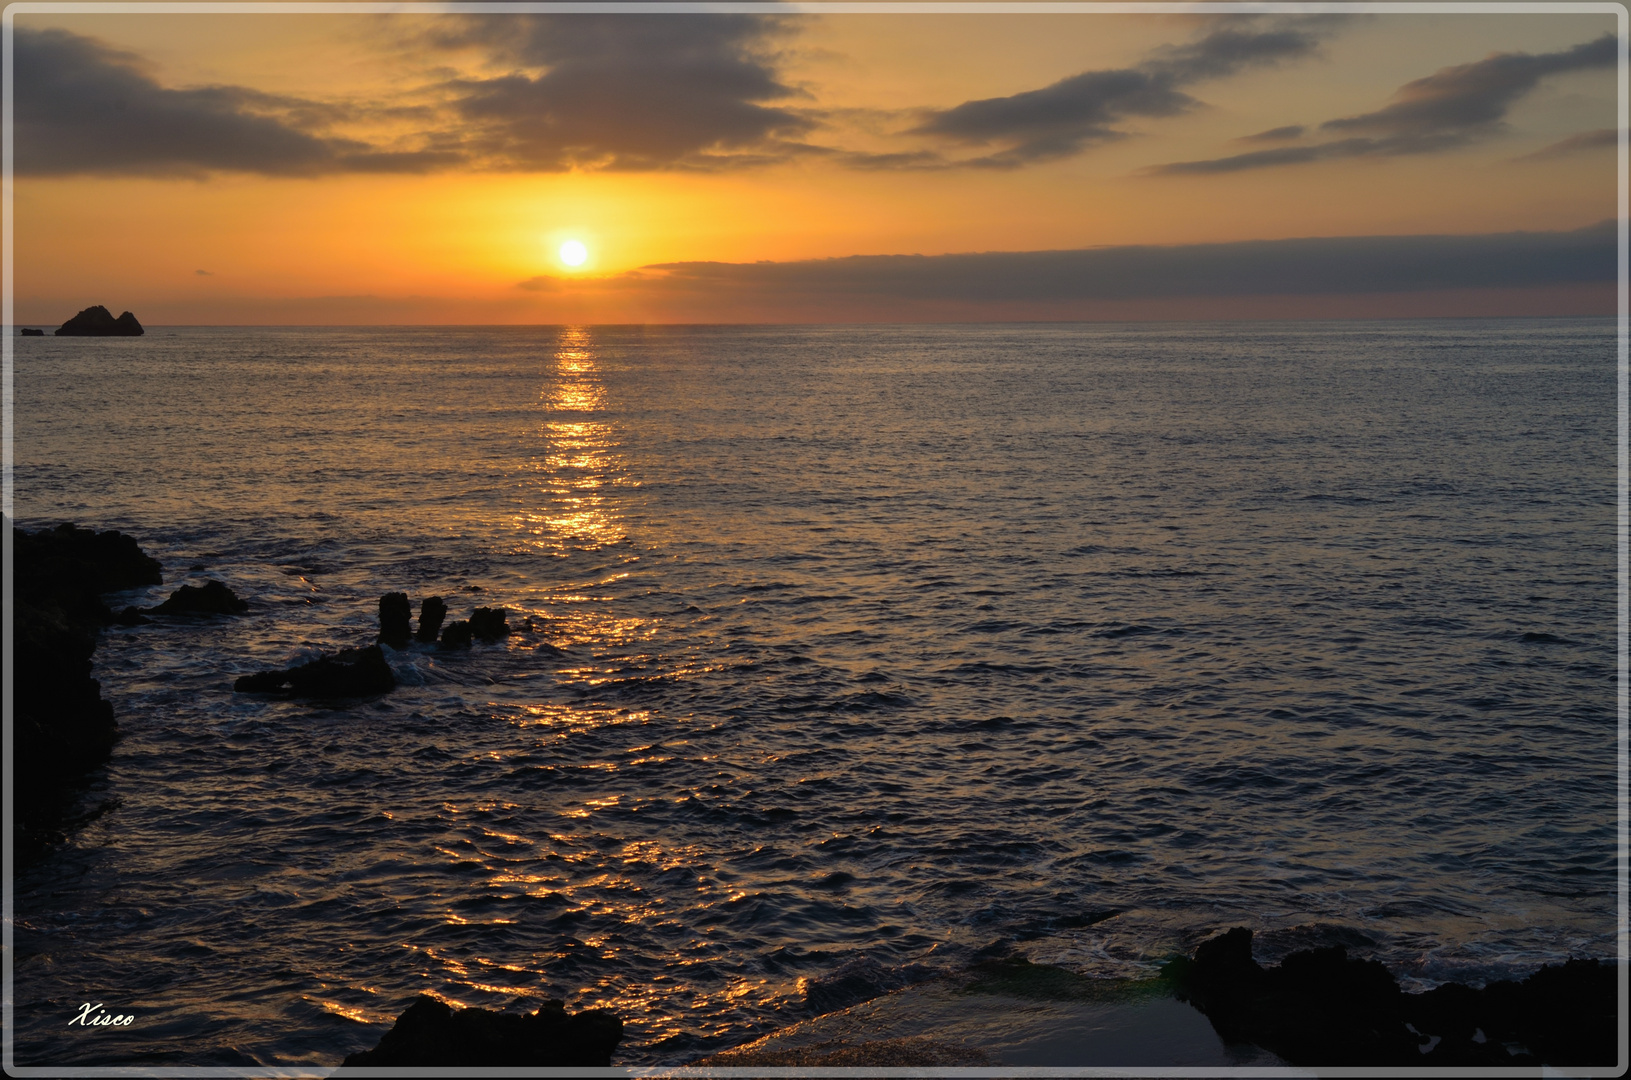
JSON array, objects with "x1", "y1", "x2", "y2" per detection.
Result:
[
  {"x1": 20, "y1": 327, "x2": 44, "y2": 336},
  {"x1": 54, "y1": 305, "x2": 144, "y2": 336},
  {"x1": 13, "y1": 521, "x2": 164, "y2": 862},
  {"x1": 1163, "y1": 927, "x2": 1617, "y2": 1066},
  {"x1": 469, "y1": 606, "x2": 510, "y2": 641},
  {"x1": 234, "y1": 644, "x2": 395, "y2": 698},
  {"x1": 342, "y1": 995, "x2": 622, "y2": 1067},
  {"x1": 439, "y1": 620, "x2": 473, "y2": 650},
  {"x1": 150, "y1": 580, "x2": 247, "y2": 616},
  {"x1": 417, "y1": 596, "x2": 447, "y2": 643},
  {"x1": 378, "y1": 592, "x2": 412, "y2": 647}
]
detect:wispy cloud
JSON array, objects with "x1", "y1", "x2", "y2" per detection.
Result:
[
  {"x1": 1152, "y1": 33, "x2": 1615, "y2": 175},
  {"x1": 1514, "y1": 126, "x2": 1618, "y2": 160},
  {"x1": 907, "y1": 17, "x2": 1341, "y2": 168},
  {"x1": 1236, "y1": 125, "x2": 1306, "y2": 143}
]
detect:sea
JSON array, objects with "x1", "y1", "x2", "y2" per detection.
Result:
[{"x1": 6, "y1": 320, "x2": 1620, "y2": 1067}]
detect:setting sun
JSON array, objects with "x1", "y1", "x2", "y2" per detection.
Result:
[{"x1": 559, "y1": 240, "x2": 588, "y2": 267}]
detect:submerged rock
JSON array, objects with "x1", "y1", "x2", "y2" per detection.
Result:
[
  {"x1": 469, "y1": 606, "x2": 511, "y2": 641},
  {"x1": 54, "y1": 305, "x2": 144, "y2": 336},
  {"x1": 150, "y1": 579, "x2": 247, "y2": 616},
  {"x1": 378, "y1": 592, "x2": 412, "y2": 647},
  {"x1": 416, "y1": 596, "x2": 447, "y2": 643},
  {"x1": 1163, "y1": 927, "x2": 1617, "y2": 1066},
  {"x1": 342, "y1": 995, "x2": 623, "y2": 1067},
  {"x1": 439, "y1": 620, "x2": 473, "y2": 650},
  {"x1": 234, "y1": 644, "x2": 395, "y2": 698}
]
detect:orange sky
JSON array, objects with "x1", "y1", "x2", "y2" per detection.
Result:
[{"x1": 9, "y1": 7, "x2": 1620, "y2": 323}]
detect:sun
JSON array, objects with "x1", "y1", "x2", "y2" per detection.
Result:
[{"x1": 559, "y1": 240, "x2": 588, "y2": 267}]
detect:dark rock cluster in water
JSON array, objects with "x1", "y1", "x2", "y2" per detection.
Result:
[
  {"x1": 376, "y1": 592, "x2": 510, "y2": 651},
  {"x1": 13, "y1": 522, "x2": 163, "y2": 860},
  {"x1": 235, "y1": 594, "x2": 518, "y2": 699},
  {"x1": 1164, "y1": 927, "x2": 1617, "y2": 1066},
  {"x1": 54, "y1": 305, "x2": 143, "y2": 336},
  {"x1": 341, "y1": 995, "x2": 623, "y2": 1068},
  {"x1": 20, "y1": 327, "x2": 44, "y2": 335}
]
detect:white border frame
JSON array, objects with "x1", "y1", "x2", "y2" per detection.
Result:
[{"x1": 1, "y1": 3, "x2": 1625, "y2": 1077}]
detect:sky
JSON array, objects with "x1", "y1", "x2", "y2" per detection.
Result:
[{"x1": 8, "y1": 4, "x2": 1621, "y2": 323}]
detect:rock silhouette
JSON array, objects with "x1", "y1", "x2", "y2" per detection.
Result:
[
  {"x1": 342, "y1": 995, "x2": 623, "y2": 1068},
  {"x1": 416, "y1": 596, "x2": 447, "y2": 643},
  {"x1": 470, "y1": 606, "x2": 510, "y2": 641},
  {"x1": 378, "y1": 592, "x2": 412, "y2": 647},
  {"x1": 149, "y1": 580, "x2": 247, "y2": 616},
  {"x1": 1163, "y1": 927, "x2": 1616, "y2": 1066},
  {"x1": 20, "y1": 327, "x2": 43, "y2": 336},
  {"x1": 439, "y1": 620, "x2": 473, "y2": 650},
  {"x1": 13, "y1": 522, "x2": 164, "y2": 861},
  {"x1": 234, "y1": 645, "x2": 395, "y2": 698},
  {"x1": 55, "y1": 305, "x2": 144, "y2": 336}
]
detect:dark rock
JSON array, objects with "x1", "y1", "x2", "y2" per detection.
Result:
[
  {"x1": 469, "y1": 606, "x2": 510, "y2": 641},
  {"x1": 341, "y1": 995, "x2": 623, "y2": 1067},
  {"x1": 416, "y1": 596, "x2": 447, "y2": 643},
  {"x1": 378, "y1": 592, "x2": 412, "y2": 647},
  {"x1": 16, "y1": 522, "x2": 163, "y2": 602},
  {"x1": 1164, "y1": 927, "x2": 1618, "y2": 1067},
  {"x1": 439, "y1": 620, "x2": 473, "y2": 650},
  {"x1": 113, "y1": 606, "x2": 151, "y2": 626},
  {"x1": 54, "y1": 305, "x2": 144, "y2": 336},
  {"x1": 20, "y1": 327, "x2": 44, "y2": 336},
  {"x1": 150, "y1": 579, "x2": 247, "y2": 616},
  {"x1": 13, "y1": 521, "x2": 164, "y2": 862},
  {"x1": 234, "y1": 644, "x2": 395, "y2": 698}
]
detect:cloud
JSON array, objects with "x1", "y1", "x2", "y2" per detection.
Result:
[
  {"x1": 909, "y1": 18, "x2": 1336, "y2": 167},
  {"x1": 13, "y1": 27, "x2": 459, "y2": 177},
  {"x1": 429, "y1": 14, "x2": 815, "y2": 170},
  {"x1": 1514, "y1": 127, "x2": 1618, "y2": 160},
  {"x1": 607, "y1": 221, "x2": 1613, "y2": 302},
  {"x1": 1237, "y1": 125, "x2": 1306, "y2": 143},
  {"x1": 1153, "y1": 33, "x2": 1615, "y2": 175}
]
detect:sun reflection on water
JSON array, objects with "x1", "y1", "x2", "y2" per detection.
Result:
[{"x1": 518, "y1": 328, "x2": 634, "y2": 554}]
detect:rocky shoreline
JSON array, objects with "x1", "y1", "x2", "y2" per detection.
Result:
[
  {"x1": 12, "y1": 523, "x2": 1621, "y2": 1069},
  {"x1": 12, "y1": 521, "x2": 162, "y2": 862}
]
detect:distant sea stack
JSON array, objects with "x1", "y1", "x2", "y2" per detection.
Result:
[{"x1": 55, "y1": 305, "x2": 144, "y2": 336}]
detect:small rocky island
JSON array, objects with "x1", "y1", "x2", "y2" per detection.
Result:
[{"x1": 53, "y1": 305, "x2": 144, "y2": 336}]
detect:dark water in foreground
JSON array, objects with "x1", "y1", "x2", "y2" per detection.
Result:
[{"x1": 7, "y1": 320, "x2": 1618, "y2": 1067}]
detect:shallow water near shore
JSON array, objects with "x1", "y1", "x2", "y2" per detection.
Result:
[{"x1": 7, "y1": 320, "x2": 1618, "y2": 1067}]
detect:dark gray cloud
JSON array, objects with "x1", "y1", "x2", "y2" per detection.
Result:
[
  {"x1": 13, "y1": 27, "x2": 457, "y2": 177},
  {"x1": 432, "y1": 14, "x2": 814, "y2": 170},
  {"x1": 600, "y1": 220, "x2": 1613, "y2": 301},
  {"x1": 1154, "y1": 33, "x2": 1615, "y2": 175},
  {"x1": 910, "y1": 18, "x2": 1334, "y2": 167}
]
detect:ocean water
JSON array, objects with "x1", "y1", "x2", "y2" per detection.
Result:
[{"x1": 7, "y1": 320, "x2": 1619, "y2": 1067}]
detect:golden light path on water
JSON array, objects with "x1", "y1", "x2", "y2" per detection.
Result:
[
  {"x1": 421, "y1": 328, "x2": 756, "y2": 1045},
  {"x1": 521, "y1": 327, "x2": 631, "y2": 555}
]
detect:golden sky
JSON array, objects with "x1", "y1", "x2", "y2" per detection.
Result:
[{"x1": 9, "y1": 6, "x2": 1620, "y2": 323}]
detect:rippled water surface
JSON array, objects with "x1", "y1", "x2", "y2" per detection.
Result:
[{"x1": 8, "y1": 321, "x2": 1618, "y2": 1066}]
